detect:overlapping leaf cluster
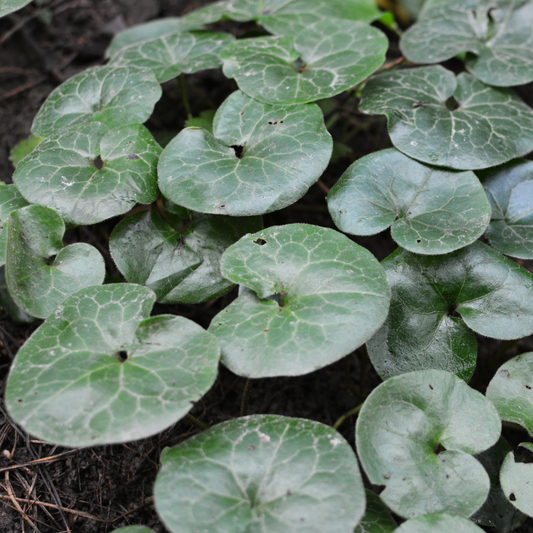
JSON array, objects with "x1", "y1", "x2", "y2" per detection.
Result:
[{"x1": 3, "y1": 0, "x2": 533, "y2": 532}]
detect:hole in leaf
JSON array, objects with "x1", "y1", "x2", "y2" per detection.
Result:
[
  {"x1": 416, "y1": 239, "x2": 422, "y2": 244},
  {"x1": 429, "y1": 384, "x2": 433, "y2": 390},
  {"x1": 231, "y1": 145, "x2": 244, "y2": 158},
  {"x1": 445, "y1": 97, "x2": 460, "y2": 111},
  {"x1": 510, "y1": 493, "x2": 516, "y2": 501},
  {"x1": 526, "y1": 385, "x2": 532, "y2": 390},
  {"x1": 436, "y1": 442, "x2": 446, "y2": 454},
  {"x1": 93, "y1": 155, "x2": 104, "y2": 170},
  {"x1": 116, "y1": 350, "x2": 128, "y2": 362},
  {"x1": 253, "y1": 238, "x2": 267, "y2": 246}
]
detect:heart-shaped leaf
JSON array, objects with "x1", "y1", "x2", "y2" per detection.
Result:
[
  {"x1": 471, "y1": 437, "x2": 527, "y2": 533},
  {"x1": 486, "y1": 352, "x2": 533, "y2": 436},
  {"x1": 5, "y1": 283, "x2": 221, "y2": 446},
  {"x1": 13, "y1": 123, "x2": 160, "y2": 225},
  {"x1": 0, "y1": 183, "x2": 30, "y2": 266},
  {"x1": 355, "y1": 490, "x2": 397, "y2": 533},
  {"x1": 106, "y1": 18, "x2": 206, "y2": 58},
  {"x1": 0, "y1": 266, "x2": 37, "y2": 324},
  {"x1": 109, "y1": 207, "x2": 262, "y2": 303},
  {"x1": 154, "y1": 414, "x2": 366, "y2": 533},
  {"x1": 108, "y1": 31, "x2": 235, "y2": 83},
  {"x1": 327, "y1": 148, "x2": 491, "y2": 255},
  {"x1": 220, "y1": 20, "x2": 387, "y2": 104},
  {"x1": 158, "y1": 90, "x2": 332, "y2": 216},
  {"x1": 356, "y1": 369, "x2": 501, "y2": 519},
  {"x1": 5, "y1": 205, "x2": 105, "y2": 319},
  {"x1": 208, "y1": 223, "x2": 390, "y2": 378},
  {"x1": 500, "y1": 451, "x2": 533, "y2": 517},
  {"x1": 478, "y1": 159, "x2": 533, "y2": 259},
  {"x1": 31, "y1": 66, "x2": 162, "y2": 138},
  {"x1": 359, "y1": 66, "x2": 533, "y2": 170},
  {"x1": 400, "y1": 0, "x2": 533, "y2": 87},
  {"x1": 0, "y1": 0, "x2": 32, "y2": 17},
  {"x1": 367, "y1": 242, "x2": 533, "y2": 381},
  {"x1": 394, "y1": 513, "x2": 486, "y2": 533}
]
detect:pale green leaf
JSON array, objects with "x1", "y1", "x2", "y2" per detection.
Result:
[
  {"x1": 0, "y1": 183, "x2": 30, "y2": 266},
  {"x1": 5, "y1": 284, "x2": 221, "y2": 446},
  {"x1": 356, "y1": 369, "x2": 501, "y2": 519},
  {"x1": 500, "y1": 451, "x2": 533, "y2": 517},
  {"x1": 209, "y1": 223, "x2": 390, "y2": 378},
  {"x1": 400, "y1": 0, "x2": 533, "y2": 87},
  {"x1": 158, "y1": 90, "x2": 332, "y2": 216},
  {"x1": 111, "y1": 527, "x2": 155, "y2": 533},
  {"x1": 5, "y1": 205, "x2": 105, "y2": 319},
  {"x1": 108, "y1": 31, "x2": 235, "y2": 83},
  {"x1": 154, "y1": 414, "x2": 366, "y2": 533},
  {"x1": 486, "y1": 352, "x2": 533, "y2": 436},
  {"x1": 9, "y1": 134, "x2": 43, "y2": 168},
  {"x1": 31, "y1": 66, "x2": 162, "y2": 137},
  {"x1": 354, "y1": 490, "x2": 396, "y2": 533},
  {"x1": 359, "y1": 66, "x2": 533, "y2": 170},
  {"x1": 220, "y1": 20, "x2": 387, "y2": 104},
  {"x1": 478, "y1": 159, "x2": 533, "y2": 259},
  {"x1": 109, "y1": 208, "x2": 262, "y2": 303},
  {"x1": 0, "y1": 0, "x2": 32, "y2": 17},
  {"x1": 13, "y1": 123, "x2": 160, "y2": 225},
  {"x1": 328, "y1": 148, "x2": 491, "y2": 255},
  {"x1": 367, "y1": 242, "x2": 533, "y2": 381},
  {"x1": 394, "y1": 513, "x2": 486, "y2": 533}
]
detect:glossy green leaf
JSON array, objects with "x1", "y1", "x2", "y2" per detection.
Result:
[
  {"x1": 400, "y1": 0, "x2": 533, "y2": 87},
  {"x1": 108, "y1": 31, "x2": 235, "y2": 83},
  {"x1": 0, "y1": 183, "x2": 30, "y2": 266},
  {"x1": 209, "y1": 223, "x2": 390, "y2": 378},
  {"x1": 158, "y1": 90, "x2": 332, "y2": 216},
  {"x1": 355, "y1": 490, "x2": 396, "y2": 533},
  {"x1": 5, "y1": 205, "x2": 105, "y2": 319},
  {"x1": 105, "y1": 18, "x2": 206, "y2": 58},
  {"x1": 500, "y1": 451, "x2": 533, "y2": 517},
  {"x1": 478, "y1": 159, "x2": 533, "y2": 259},
  {"x1": 31, "y1": 66, "x2": 162, "y2": 138},
  {"x1": 9, "y1": 134, "x2": 43, "y2": 168},
  {"x1": 394, "y1": 513, "x2": 486, "y2": 533},
  {"x1": 109, "y1": 208, "x2": 262, "y2": 303},
  {"x1": 5, "y1": 284, "x2": 221, "y2": 446},
  {"x1": 154, "y1": 414, "x2": 366, "y2": 533},
  {"x1": 327, "y1": 148, "x2": 491, "y2": 255},
  {"x1": 486, "y1": 352, "x2": 533, "y2": 436},
  {"x1": 13, "y1": 123, "x2": 160, "y2": 225},
  {"x1": 356, "y1": 369, "x2": 501, "y2": 519},
  {"x1": 359, "y1": 66, "x2": 533, "y2": 170},
  {"x1": 367, "y1": 242, "x2": 533, "y2": 381},
  {"x1": 220, "y1": 20, "x2": 387, "y2": 105},
  {"x1": 0, "y1": 0, "x2": 32, "y2": 17},
  {"x1": 0, "y1": 266, "x2": 37, "y2": 324},
  {"x1": 471, "y1": 437, "x2": 527, "y2": 533}
]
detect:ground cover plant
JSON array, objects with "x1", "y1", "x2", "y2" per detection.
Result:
[{"x1": 2, "y1": 0, "x2": 533, "y2": 531}]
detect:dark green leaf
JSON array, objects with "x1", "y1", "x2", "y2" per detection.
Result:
[
  {"x1": 220, "y1": 20, "x2": 387, "y2": 104},
  {"x1": 0, "y1": 183, "x2": 30, "y2": 266},
  {"x1": 9, "y1": 134, "x2": 43, "y2": 168},
  {"x1": 471, "y1": 437, "x2": 527, "y2": 533},
  {"x1": 500, "y1": 451, "x2": 533, "y2": 517},
  {"x1": 328, "y1": 148, "x2": 491, "y2": 254},
  {"x1": 154, "y1": 414, "x2": 366, "y2": 533},
  {"x1": 209, "y1": 224, "x2": 390, "y2": 378},
  {"x1": 31, "y1": 66, "x2": 162, "y2": 137},
  {"x1": 158, "y1": 91, "x2": 332, "y2": 216},
  {"x1": 109, "y1": 209, "x2": 262, "y2": 303},
  {"x1": 356, "y1": 369, "x2": 501, "y2": 518},
  {"x1": 0, "y1": 266, "x2": 37, "y2": 324},
  {"x1": 108, "y1": 31, "x2": 235, "y2": 83},
  {"x1": 478, "y1": 159, "x2": 533, "y2": 259},
  {"x1": 5, "y1": 284, "x2": 221, "y2": 446},
  {"x1": 112, "y1": 527, "x2": 155, "y2": 533},
  {"x1": 185, "y1": 109, "x2": 216, "y2": 134},
  {"x1": 394, "y1": 513, "x2": 486, "y2": 533},
  {"x1": 400, "y1": 0, "x2": 533, "y2": 87},
  {"x1": 13, "y1": 123, "x2": 160, "y2": 225},
  {"x1": 367, "y1": 242, "x2": 533, "y2": 381},
  {"x1": 355, "y1": 490, "x2": 396, "y2": 533},
  {"x1": 359, "y1": 66, "x2": 533, "y2": 170},
  {"x1": 5, "y1": 205, "x2": 105, "y2": 319}
]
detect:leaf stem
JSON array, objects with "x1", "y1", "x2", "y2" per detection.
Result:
[
  {"x1": 240, "y1": 378, "x2": 253, "y2": 417},
  {"x1": 333, "y1": 404, "x2": 363, "y2": 430},
  {"x1": 178, "y1": 74, "x2": 192, "y2": 120},
  {"x1": 185, "y1": 414, "x2": 208, "y2": 431}
]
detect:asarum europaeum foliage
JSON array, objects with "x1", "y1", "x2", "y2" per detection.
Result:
[{"x1": 4, "y1": 0, "x2": 533, "y2": 531}]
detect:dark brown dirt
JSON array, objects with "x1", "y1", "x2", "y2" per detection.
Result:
[{"x1": 1, "y1": 1, "x2": 533, "y2": 532}]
